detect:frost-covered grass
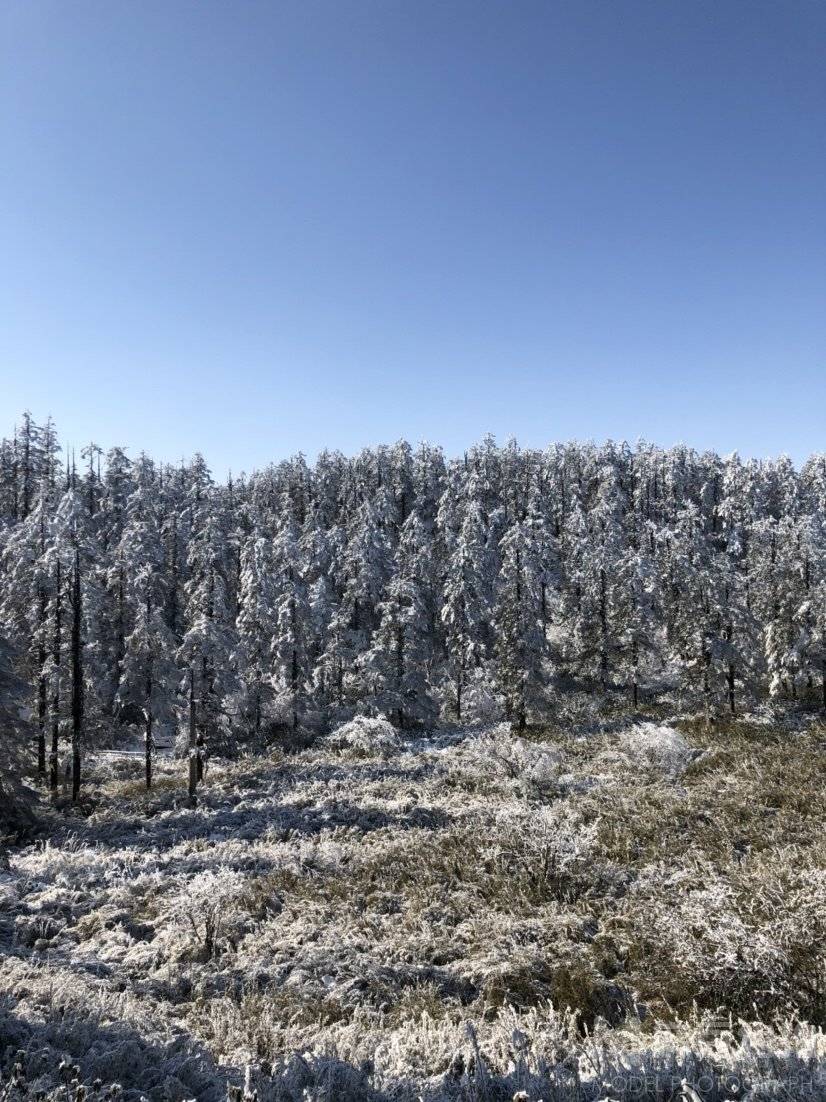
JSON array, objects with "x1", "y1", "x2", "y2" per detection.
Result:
[{"x1": 1, "y1": 716, "x2": 825, "y2": 1100}]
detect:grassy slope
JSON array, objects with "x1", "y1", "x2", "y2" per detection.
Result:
[{"x1": 1, "y1": 716, "x2": 825, "y2": 1100}]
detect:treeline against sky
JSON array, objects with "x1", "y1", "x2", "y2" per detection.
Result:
[{"x1": 2, "y1": 413, "x2": 826, "y2": 786}]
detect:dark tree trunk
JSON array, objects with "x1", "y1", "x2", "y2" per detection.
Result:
[
  {"x1": 71, "y1": 550, "x2": 83, "y2": 803},
  {"x1": 456, "y1": 654, "x2": 464, "y2": 723},
  {"x1": 291, "y1": 645, "x2": 299, "y2": 729},
  {"x1": 196, "y1": 734, "x2": 205, "y2": 782},
  {"x1": 11, "y1": 430, "x2": 19, "y2": 521},
  {"x1": 290, "y1": 590, "x2": 299, "y2": 729},
  {"x1": 599, "y1": 568, "x2": 608, "y2": 691},
  {"x1": 703, "y1": 643, "x2": 712, "y2": 730},
  {"x1": 198, "y1": 655, "x2": 207, "y2": 782},
  {"x1": 396, "y1": 622, "x2": 405, "y2": 729},
  {"x1": 145, "y1": 591, "x2": 153, "y2": 789},
  {"x1": 168, "y1": 517, "x2": 179, "y2": 634},
  {"x1": 114, "y1": 561, "x2": 125, "y2": 716},
  {"x1": 21, "y1": 415, "x2": 31, "y2": 519},
  {"x1": 49, "y1": 559, "x2": 62, "y2": 792},
  {"x1": 145, "y1": 688, "x2": 153, "y2": 790},
  {"x1": 188, "y1": 668, "x2": 198, "y2": 802},
  {"x1": 37, "y1": 587, "x2": 47, "y2": 777}
]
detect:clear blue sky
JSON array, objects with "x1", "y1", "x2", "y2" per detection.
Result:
[{"x1": 2, "y1": 1, "x2": 824, "y2": 474}]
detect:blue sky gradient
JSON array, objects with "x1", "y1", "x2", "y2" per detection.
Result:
[{"x1": 2, "y1": 1, "x2": 824, "y2": 473}]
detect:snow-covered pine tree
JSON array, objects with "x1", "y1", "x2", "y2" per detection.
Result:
[
  {"x1": 271, "y1": 504, "x2": 312, "y2": 730},
  {"x1": 42, "y1": 486, "x2": 97, "y2": 797},
  {"x1": 0, "y1": 485, "x2": 54, "y2": 776},
  {"x1": 438, "y1": 473, "x2": 490, "y2": 721},
  {"x1": 493, "y1": 517, "x2": 548, "y2": 731},
  {"x1": 328, "y1": 496, "x2": 392, "y2": 708},
  {"x1": 0, "y1": 633, "x2": 37, "y2": 832},
  {"x1": 236, "y1": 529, "x2": 277, "y2": 736},
  {"x1": 117, "y1": 475, "x2": 178, "y2": 786},
  {"x1": 616, "y1": 528, "x2": 661, "y2": 709},
  {"x1": 360, "y1": 506, "x2": 437, "y2": 728},
  {"x1": 179, "y1": 490, "x2": 239, "y2": 771},
  {"x1": 561, "y1": 459, "x2": 627, "y2": 692}
]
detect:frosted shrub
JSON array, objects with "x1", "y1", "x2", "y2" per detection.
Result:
[
  {"x1": 497, "y1": 803, "x2": 598, "y2": 883},
  {"x1": 618, "y1": 722, "x2": 695, "y2": 777},
  {"x1": 477, "y1": 723, "x2": 562, "y2": 796},
  {"x1": 322, "y1": 716, "x2": 402, "y2": 759},
  {"x1": 166, "y1": 868, "x2": 247, "y2": 960}
]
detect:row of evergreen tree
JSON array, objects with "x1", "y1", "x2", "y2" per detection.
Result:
[{"x1": 1, "y1": 413, "x2": 825, "y2": 797}]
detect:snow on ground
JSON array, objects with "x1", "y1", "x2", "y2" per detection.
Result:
[{"x1": 1, "y1": 718, "x2": 825, "y2": 1100}]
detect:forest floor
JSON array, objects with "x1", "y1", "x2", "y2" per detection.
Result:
[{"x1": 1, "y1": 711, "x2": 825, "y2": 1101}]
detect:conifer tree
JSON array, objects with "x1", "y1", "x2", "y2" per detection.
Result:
[
  {"x1": 494, "y1": 519, "x2": 548, "y2": 731},
  {"x1": 440, "y1": 505, "x2": 487, "y2": 720},
  {"x1": 272, "y1": 508, "x2": 311, "y2": 729},
  {"x1": 236, "y1": 530, "x2": 277, "y2": 734},
  {"x1": 361, "y1": 508, "x2": 436, "y2": 727},
  {"x1": 117, "y1": 479, "x2": 177, "y2": 786},
  {"x1": 0, "y1": 486, "x2": 54, "y2": 775}
]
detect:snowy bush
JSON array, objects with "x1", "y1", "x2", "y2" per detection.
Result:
[
  {"x1": 165, "y1": 867, "x2": 248, "y2": 960},
  {"x1": 476, "y1": 723, "x2": 562, "y2": 796},
  {"x1": 322, "y1": 716, "x2": 402, "y2": 759},
  {"x1": 616, "y1": 721, "x2": 696, "y2": 777}
]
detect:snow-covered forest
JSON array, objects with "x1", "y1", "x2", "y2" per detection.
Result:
[
  {"x1": 3, "y1": 414, "x2": 826, "y2": 793},
  {"x1": 1, "y1": 415, "x2": 826, "y2": 1100}
]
